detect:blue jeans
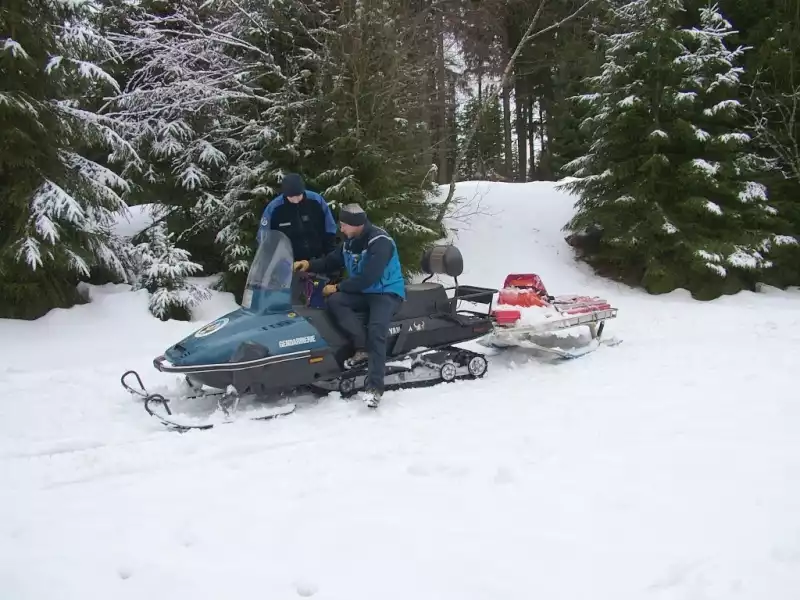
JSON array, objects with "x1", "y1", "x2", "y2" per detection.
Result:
[{"x1": 326, "y1": 292, "x2": 402, "y2": 392}]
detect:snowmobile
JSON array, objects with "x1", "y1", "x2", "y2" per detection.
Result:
[{"x1": 121, "y1": 230, "x2": 620, "y2": 431}]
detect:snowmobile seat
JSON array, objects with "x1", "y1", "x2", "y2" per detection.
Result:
[{"x1": 393, "y1": 282, "x2": 451, "y2": 320}]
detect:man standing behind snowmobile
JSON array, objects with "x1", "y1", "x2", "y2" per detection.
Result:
[
  {"x1": 293, "y1": 204, "x2": 406, "y2": 408},
  {"x1": 256, "y1": 173, "x2": 337, "y2": 261}
]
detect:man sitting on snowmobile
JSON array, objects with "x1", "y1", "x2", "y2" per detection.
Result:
[{"x1": 293, "y1": 203, "x2": 406, "y2": 408}]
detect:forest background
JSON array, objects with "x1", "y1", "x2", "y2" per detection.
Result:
[{"x1": 2, "y1": 0, "x2": 799, "y2": 320}]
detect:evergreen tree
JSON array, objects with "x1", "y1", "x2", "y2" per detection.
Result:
[
  {"x1": 133, "y1": 222, "x2": 210, "y2": 320},
  {"x1": 115, "y1": 0, "x2": 442, "y2": 291},
  {"x1": 731, "y1": 0, "x2": 800, "y2": 287},
  {"x1": 549, "y1": 12, "x2": 605, "y2": 178},
  {"x1": 458, "y1": 96, "x2": 505, "y2": 180},
  {"x1": 108, "y1": 0, "x2": 236, "y2": 276},
  {"x1": 310, "y1": 0, "x2": 441, "y2": 274},
  {"x1": 217, "y1": 0, "x2": 335, "y2": 294},
  {"x1": 561, "y1": 0, "x2": 795, "y2": 299},
  {"x1": 0, "y1": 0, "x2": 139, "y2": 319},
  {"x1": 111, "y1": 0, "x2": 341, "y2": 298}
]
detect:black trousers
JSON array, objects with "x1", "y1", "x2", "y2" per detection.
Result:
[{"x1": 326, "y1": 292, "x2": 402, "y2": 392}]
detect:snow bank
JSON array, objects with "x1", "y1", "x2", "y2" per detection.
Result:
[{"x1": 1, "y1": 181, "x2": 799, "y2": 600}]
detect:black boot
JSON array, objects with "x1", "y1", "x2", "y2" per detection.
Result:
[{"x1": 344, "y1": 349, "x2": 369, "y2": 369}]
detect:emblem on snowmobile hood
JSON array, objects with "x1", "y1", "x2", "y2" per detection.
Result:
[{"x1": 194, "y1": 317, "x2": 230, "y2": 338}]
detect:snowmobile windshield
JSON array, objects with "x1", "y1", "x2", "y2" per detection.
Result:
[{"x1": 245, "y1": 230, "x2": 294, "y2": 292}]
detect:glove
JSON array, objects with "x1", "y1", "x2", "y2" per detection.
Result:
[
  {"x1": 322, "y1": 284, "x2": 338, "y2": 297},
  {"x1": 293, "y1": 260, "x2": 310, "y2": 272}
]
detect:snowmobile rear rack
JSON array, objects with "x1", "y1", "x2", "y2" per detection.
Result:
[{"x1": 451, "y1": 284, "x2": 497, "y2": 305}]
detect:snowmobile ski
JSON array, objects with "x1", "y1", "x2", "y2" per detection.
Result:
[{"x1": 121, "y1": 370, "x2": 296, "y2": 432}]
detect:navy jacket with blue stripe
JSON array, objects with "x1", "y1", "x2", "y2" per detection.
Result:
[{"x1": 257, "y1": 191, "x2": 337, "y2": 261}]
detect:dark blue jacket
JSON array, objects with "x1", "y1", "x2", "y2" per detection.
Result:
[
  {"x1": 257, "y1": 191, "x2": 337, "y2": 261},
  {"x1": 308, "y1": 222, "x2": 406, "y2": 299}
]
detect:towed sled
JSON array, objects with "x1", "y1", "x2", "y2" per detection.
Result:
[
  {"x1": 480, "y1": 273, "x2": 621, "y2": 359},
  {"x1": 121, "y1": 231, "x2": 619, "y2": 431}
]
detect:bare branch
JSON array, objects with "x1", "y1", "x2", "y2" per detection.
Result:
[
  {"x1": 745, "y1": 72, "x2": 800, "y2": 182},
  {"x1": 435, "y1": 0, "x2": 598, "y2": 223}
]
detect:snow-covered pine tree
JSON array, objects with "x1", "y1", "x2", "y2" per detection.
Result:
[
  {"x1": 736, "y1": 0, "x2": 800, "y2": 288},
  {"x1": 309, "y1": 0, "x2": 441, "y2": 274},
  {"x1": 110, "y1": 0, "x2": 340, "y2": 299},
  {"x1": 0, "y1": 0, "x2": 139, "y2": 319},
  {"x1": 133, "y1": 222, "x2": 210, "y2": 320},
  {"x1": 107, "y1": 0, "x2": 236, "y2": 275},
  {"x1": 216, "y1": 0, "x2": 336, "y2": 295},
  {"x1": 561, "y1": 0, "x2": 795, "y2": 299},
  {"x1": 112, "y1": 0, "x2": 442, "y2": 296}
]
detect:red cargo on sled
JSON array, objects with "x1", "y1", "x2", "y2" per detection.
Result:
[{"x1": 497, "y1": 273, "x2": 550, "y2": 308}]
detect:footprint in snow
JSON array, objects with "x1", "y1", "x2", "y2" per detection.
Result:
[
  {"x1": 493, "y1": 467, "x2": 514, "y2": 484},
  {"x1": 406, "y1": 463, "x2": 430, "y2": 477},
  {"x1": 294, "y1": 579, "x2": 319, "y2": 597},
  {"x1": 407, "y1": 462, "x2": 469, "y2": 478},
  {"x1": 177, "y1": 528, "x2": 198, "y2": 548}
]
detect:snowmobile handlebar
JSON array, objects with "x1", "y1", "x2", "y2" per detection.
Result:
[{"x1": 296, "y1": 271, "x2": 330, "y2": 283}]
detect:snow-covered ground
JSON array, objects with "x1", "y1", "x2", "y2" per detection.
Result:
[{"x1": 2, "y1": 182, "x2": 799, "y2": 600}]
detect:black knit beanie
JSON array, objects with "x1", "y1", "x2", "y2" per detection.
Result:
[
  {"x1": 281, "y1": 173, "x2": 305, "y2": 197},
  {"x1": 339, "y1": 203, "x2": 367, "y2": 226}
]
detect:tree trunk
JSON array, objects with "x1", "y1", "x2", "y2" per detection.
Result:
[
  {"x1": 516, "y1": 77, "x2": 527, "y2": 182},
  {"x1": 418, "y1": 1, "x2": 435, "y2": 171},
  {"x1": 528, "y1": 95, "x2": 537, "y2": 180},
  {"x1": 436, "y1": 6, "x2": 448, "y2": 183},
  {"x1": 422, "y1": 67, "x2": 434, "y2": 170},
  {"x1": 539, "y1": 100, "x2": 552, "y2": 179},
  {"x1": 447, "y1": 73, "x2": 456, "y2": 179},
  {"x1": 503, "y1": 81, "x2": 513, "y2": 178}
]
